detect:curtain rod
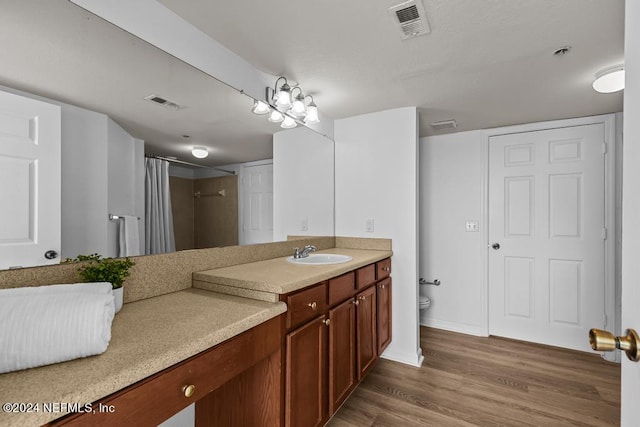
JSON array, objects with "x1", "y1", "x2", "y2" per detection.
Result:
[{"x1": 145, "y1": 155, "x2": 236, "y2": 175}]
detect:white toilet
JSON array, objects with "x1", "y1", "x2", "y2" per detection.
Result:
[{"x1": 419, "y1": 284, "x2": 431, "y2": 311}]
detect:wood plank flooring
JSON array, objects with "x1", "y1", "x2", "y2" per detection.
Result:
[{"x1": 329, "y1": 327, "x2": 620, "y2": 426}]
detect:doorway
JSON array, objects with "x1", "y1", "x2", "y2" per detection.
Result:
[{"x1": 484, "y1": 115, "x2": 617, "y2": 353}]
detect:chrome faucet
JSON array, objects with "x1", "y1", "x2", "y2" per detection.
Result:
[{"x1": 293, "y1": 245, "x2": 317, "y2": 259}]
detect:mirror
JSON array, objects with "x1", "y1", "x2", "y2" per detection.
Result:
[{"x1": 0, "y1": 0, "x2": 334, "y2": 270}]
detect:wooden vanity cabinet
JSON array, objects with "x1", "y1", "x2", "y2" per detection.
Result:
[
  {"x1": 50, "y1": 316, "x2": 282, "y2": 427},
  {"x1": 376, "y1": 277, "x2": 392, "y2": 355},
  {"x1": 355, "y1": 285, "x2": 377, "y2": 380},
  {"x1": 282, "y1": 258, "x2": 392, "y2": 426},
  {"x1": 328, "y1": 298, "x2": 356, "y2": 414},
  {"x1": 285, "y1": 315, "x2": 328, "y2": 427}
]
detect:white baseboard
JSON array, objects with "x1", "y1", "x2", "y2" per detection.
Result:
[
  {"x1": 380, "y1": 348, "x2": 424, "y2": 367},
  {"x1": 420, "y1": 317, "x2": 487, "y2": 337}
]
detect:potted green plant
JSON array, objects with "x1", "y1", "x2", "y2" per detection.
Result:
[{"x1": 65, "y1": 254, "x2": 135, "y2": 313}]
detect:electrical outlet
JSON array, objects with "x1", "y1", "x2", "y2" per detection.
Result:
[
  {"x1": 465, "y1": 220, "x2": 479, "y2": 232},
  {"x1": 365, "y1": 218, "x2": 374, "y2": 233},
  {"x1": 301, "y1": 218, "x2": 308, "y2": 232}
]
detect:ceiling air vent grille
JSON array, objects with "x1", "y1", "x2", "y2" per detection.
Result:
[
  {"x1": 430, "y1": 119, "x2": 457, "y2": 131},
  {"x1": 388, "y1": 0, "x2": 431, "y2": 40},
  {"x1": 144, "y1": 94, "x2": 185, "y2": 110}
]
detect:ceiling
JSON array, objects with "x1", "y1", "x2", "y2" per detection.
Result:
[
  {"x1": 159, "y1": 0, "x2": 625, "y2": 136},
  {"x1": 0, "y1": 1, "x2": 625, "y2": 167}
]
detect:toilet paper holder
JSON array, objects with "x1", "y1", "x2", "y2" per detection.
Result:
[{"x1": 419, "y1": 278, "x2": 441, "y2": 286}]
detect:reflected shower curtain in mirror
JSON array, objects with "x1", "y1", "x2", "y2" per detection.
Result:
[{"x1": 144, "y1": 158, "x2": 176, "y2": 254}]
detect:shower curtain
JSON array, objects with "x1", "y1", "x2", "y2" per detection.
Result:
[{"x1": 145, "y1": 158, "x2": 176, "y2": 254}]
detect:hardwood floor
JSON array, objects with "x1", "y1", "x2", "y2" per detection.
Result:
[{"x1": 329, "y1": 327, "x2": 620, "y2": 426}]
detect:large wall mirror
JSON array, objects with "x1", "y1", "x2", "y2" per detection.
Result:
[{"x1": 0, "y1": 0, "x2": 334, "y2": 270}]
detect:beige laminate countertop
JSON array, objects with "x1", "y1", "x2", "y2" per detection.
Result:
[
  {"x1": 0, "y1": 289, "x2": 286, "y2": 427},
  {"x1": 193, "y1": 248, "x2": 393, "y2": 296}
]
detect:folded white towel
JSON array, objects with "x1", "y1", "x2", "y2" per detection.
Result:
[
  {"x1": 0, "y1": 284, "x2": 115, "y2": 373},
  {"x1": 2, "y1": 282, "x2": 113, "y2": 297},
  {"x1": 118, "y1": 215, "x2": 141, "y2": 257}
]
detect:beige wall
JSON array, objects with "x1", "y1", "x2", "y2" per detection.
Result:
[
  {"x1": 170, "y1": 175, "x2": 239, "y2": 250},
  {"x1": 169, "y1": 176, "x2": 195, "y2": 251},
  {"x1": 194, "y1": 175, "x2": 238, "y2": 248}
]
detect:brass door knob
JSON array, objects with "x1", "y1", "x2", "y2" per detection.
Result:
[
  {"x1": 182, "y1": 384, "x2": 196, "y2": 398},
  {"x1": 589, "y1": 328, "x2": 640, "y2": 361}
]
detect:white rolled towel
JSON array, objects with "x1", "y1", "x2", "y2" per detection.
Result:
[{"x1": 0, "y1": 283, "x2": 115, "y2": 373}]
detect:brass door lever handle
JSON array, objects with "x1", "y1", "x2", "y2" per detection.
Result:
[{"x1": 589, "y1": 328, "x2": 640, "y2": 361}]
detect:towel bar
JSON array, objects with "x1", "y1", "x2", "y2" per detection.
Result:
[
  {"x1": 109, "y1": 214, "x2": 140, "y2": 221},
  {"x1": 419, "y1": 278, "x2": 441, "y2": 286}
]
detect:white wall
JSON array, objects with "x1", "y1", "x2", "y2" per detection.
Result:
[
  {"x1": 335, "y1": 107, "x2": 421, "y2": 367},
  {"x1": 419, "y1": 130, "x2": 485, "y2": 335},
  {"x1": 621, "y1": 1, "x2": 640, "y2": 424},
  {"x1": 60, "y1": 105, "x2": 109, "y2": 259},
  {"x1": 107, "y1": 119, "x2": 145, "y2": 257},
  {"x1": 273, "y1": 127, "x2": 334, "y2": 241}
]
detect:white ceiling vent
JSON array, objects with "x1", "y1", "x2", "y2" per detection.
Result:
[
  {"x1": 429, "y1": 119, "x2": 457, "y2": 130},
  {"x1": 388, "y1": 0, "x2": 431, "y2": 40},
  {"x1": 144, "y1": 94, "x2": 184, "y2": 110}
]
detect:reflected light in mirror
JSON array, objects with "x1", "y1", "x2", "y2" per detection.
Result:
[
  {"x1": 251, "y1": 100, "x2": 270, "y2": 115},
  {"x1": 268, "y1": 110, "x2": 284, "y2": 123},
  {"x1": 191, "y1": 146, "x2": 209, "y2": 159},
  {"x1": 281, "y1": 116, "x2": 297, "y2": 129}
]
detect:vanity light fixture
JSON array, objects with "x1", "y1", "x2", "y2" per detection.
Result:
[
  {"x1": 268, "y1": 109, "x2": 284, "y2": 123},
  {"x1": 593, "y1": 64, "x2": 625, "y2": 93},
  {"x1": 191, "y1": 146, "x2": 209, "y2": 159},
  {"x1": 251, "y1": 100, "x2": 271, "y2": 115},
  {"x1": 304, "y1": 96, "x2": 319, "y2": 124},
  {"x1": 250, "y1": 75, "x2": 321, "y2": 128},
  {"x1": 281, "y1": 115, "x2": 297, "y2": 129}
]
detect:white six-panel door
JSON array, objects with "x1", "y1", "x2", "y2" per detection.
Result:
[
  {"x1": 241, "y1": 162, "x2": 273, "y2": 245},
  {"x1": 0, "y1": 90, "x2": 61, "y2": 269},
  {"x1": 488, "y1": 124, "x2": 605, "y2": 352}
]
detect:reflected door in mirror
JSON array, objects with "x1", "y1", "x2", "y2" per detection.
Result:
[{"x1": 0, "y1": 90, "x2": 61, "y2": 269}]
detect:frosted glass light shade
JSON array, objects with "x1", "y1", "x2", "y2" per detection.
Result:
[
  {"x1": 251, "y1": 100, "x2": 270, "y2": 115},
  {"x1": 281, "y1": 116, "x2": 297, "y2": 129},
  {"x1": 192, "y1": 146, "x2": 208, "y2": 159},
  {"x1": 593, "y1": 65, "x2": 625, "y2": 93},
  {"x1": 268, "y1": 110, "x2": 284, "y2": 123},
  {"x1": 305, "y1": 104, "x2": 319, "y2": 124},
  {"x1": 275, "y1": 84, "x2": 291, "y2": 108}
]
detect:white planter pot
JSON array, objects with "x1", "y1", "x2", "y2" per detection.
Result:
[{"x1": 113, "y1": 287, "x2": 123, "y2": 313}]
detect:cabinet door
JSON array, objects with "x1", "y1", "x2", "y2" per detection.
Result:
[
  {"x1": 328, "y1": 299, "x2": 356, "y2": 414},
  {"x1": 355, "y1": 286, "x2": 377, "y2": 380},
  {"x1": 376, "y1": 277, "x2": 392, "y2": 355},
  {"x1": 285, "y1": 316, "x2": 327, "y2": 427}
]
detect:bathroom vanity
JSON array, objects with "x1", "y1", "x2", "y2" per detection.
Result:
[
  {"x1": 194, "y1": 248, "x2": 392, "y2": 426},
  {"x1": 0, "y1": 238, "x2": 392, "y2": 427}
]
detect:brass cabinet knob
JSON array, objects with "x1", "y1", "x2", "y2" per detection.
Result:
[
  {"x1": 308, "y1": 302, "x2": 317, "y2": 310},
  {"x1": 182, "y1": 384, "x2": 196, "y2": 398},
  {"x1": 382, "y1": 267, "x2": 390, "y2": 272},
  {"x1": 323, "y1": 318, "x2": 330, "y2": 326},
  {"x1": 352, "y1": 299, "x2": 359, "y2": 306},
  {"x1": 358, "y1": 295, "x2": 366, "y2": 301},
  {"x1": 589, "y1": 328, "x2": 640, "y2": 361}
]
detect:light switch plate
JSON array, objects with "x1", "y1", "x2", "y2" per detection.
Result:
[{"x1": 465, "y1": 220, "x2": 479, "y2": 232}]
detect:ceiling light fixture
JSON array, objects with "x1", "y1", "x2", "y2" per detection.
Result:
[
  {"x1": 593, "y1": 64, "x2": 625, "y2": 93},
  {"x1": 191, "y1": 146, "x2": 209, "y2": 159},
  {"x1": 250, "y1": 75, "x2": 321, "y2": 129}
]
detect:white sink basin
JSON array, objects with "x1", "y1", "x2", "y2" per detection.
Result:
[{"x1": 286, "y1": 254, "x2": 353, "y2": 265}]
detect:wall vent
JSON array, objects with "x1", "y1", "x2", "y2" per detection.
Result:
[
  {"x1": 144, "y1": 94, "x2": 184, "y2": 110},
  {"x1": 388, "y1": 0, "x2": 430, "y2": 40},
  {"x1": 429, "y1": 119, "x2": 457, "y2": 130}
]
